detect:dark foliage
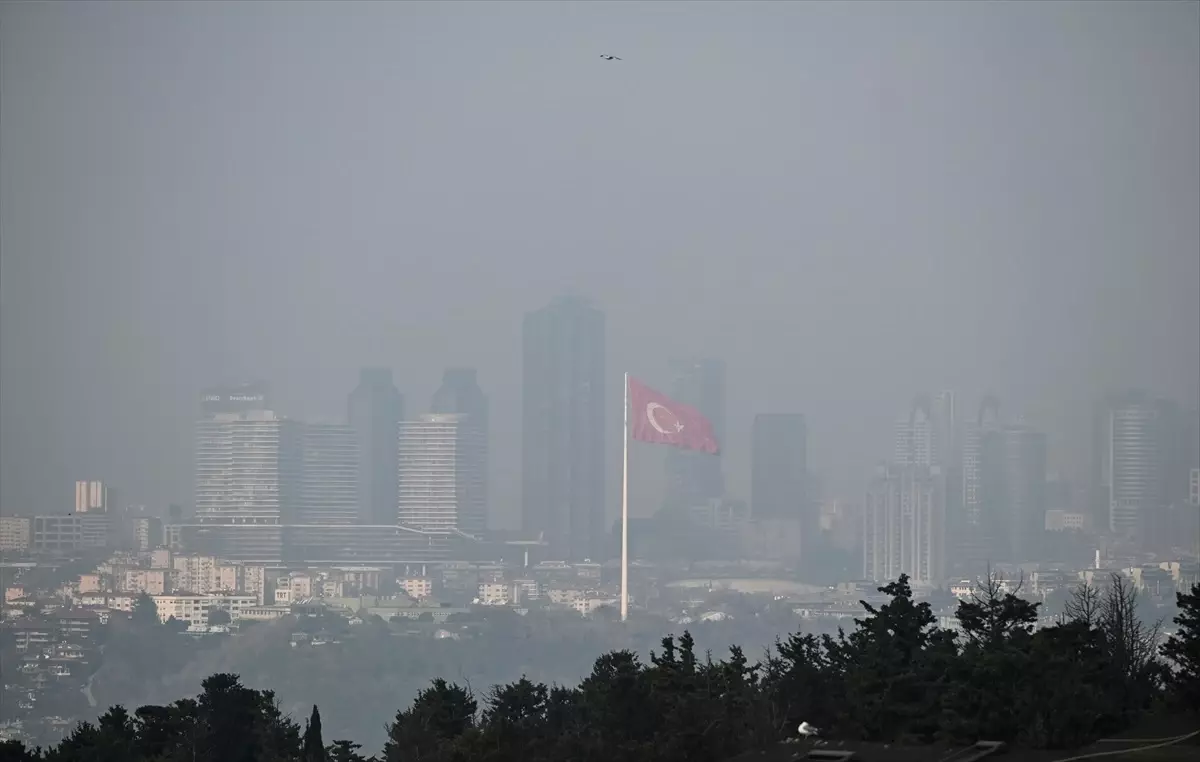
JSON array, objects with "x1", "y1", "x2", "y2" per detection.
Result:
[{"x1": 18, "y1": 576, "x2": 1198, "y2": 762}]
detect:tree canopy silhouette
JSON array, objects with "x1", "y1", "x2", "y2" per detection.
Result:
[{"x1": 9, "y1": 576, "x2": 1197, "y2": 762}]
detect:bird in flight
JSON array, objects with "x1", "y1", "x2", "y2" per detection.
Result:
[{"x1": 600, "y1": 54, "x2": 622, "y2": 61}]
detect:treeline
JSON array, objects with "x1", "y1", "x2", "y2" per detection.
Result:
[{"x1": 2, "y1": 574, "x2": 1197, "y2": 762}]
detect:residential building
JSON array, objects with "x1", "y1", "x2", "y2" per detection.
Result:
[
  {"x1": 75, "y1": 481, "x2": 118, "y2": 514},
  {"x1": 431, "y1": 367, "x2": 489, "y2": 524},
  {"x1": 0, "y1": 516, "x2": 31, "y2": 552},
  {"x1": 131, "y1": 517, "x2": 163, "y2": 551},
  {"x1": 399, "y1": 577, "x2": 434, "y2": 600},
  {"x1": 123, "y1": 569, "x2": 172, "y2": 595},
  {"x1": 195, "y1": 410, "x2": 303, "y2": 526},
  {"x1": 150, "y1": 593, "x2": 258, "y2": 626},
  {"x1": 398, "y1": 414, "x2": 487, "y2": 535},
  {"x1": 862, "y1": 464, "x2": 945, "y2": 585}
]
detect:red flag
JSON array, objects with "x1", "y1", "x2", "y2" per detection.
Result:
[{"x1": 628, "y1": 376, "x2": 719, "y2": 454}]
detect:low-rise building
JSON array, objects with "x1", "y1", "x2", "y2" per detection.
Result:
[
  {"x1": 399, "y1": 577, "x2": 434, "y2": 600},
  {"x1": 0, "y1": 516, "x2": 32, "y2": 551},
  {"x1": 123, "y1": 568, "x2": 172, "y2": 595},
  {"x1": 150, "y1": 594, "x2": 257, "y2": 626},
  {"x1": 478, "y1": 582, "x2": 509, "y2": 606}
]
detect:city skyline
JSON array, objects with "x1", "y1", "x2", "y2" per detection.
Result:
[{"x1": 2, "y1": 2, "x2": 1197, "y2": 531}]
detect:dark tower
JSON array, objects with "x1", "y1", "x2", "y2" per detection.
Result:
[
  {"x1": 348, "y1": 368, "x2": 403, "y2": 525},
  {"x1": 521, "y1": 297, "x2": 606, "y2": 561}
]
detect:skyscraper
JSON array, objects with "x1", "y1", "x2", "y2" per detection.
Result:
[
  {"x1": 894, "y1": 398, "x2": 934, "y2": 467},
  {"x1": 298, "y1": 423, "x2": 359, "y2": 525},
  {"x1": 194, "y1": 410, "x2": 303, "y2": 526},
  {"x1": 521, "y1": 297, "x2": 606, "y2": 561},
  {"x1": 1095, "y1": 392, "x2": 1170, "y2": 541},
  {"x1": 431, "y1": 368, "x2": 489, "y2": 520},
  {"x1": 1003, "y1": 423, "x2": 1047, "y2": 562},
  {"x1": 349, "y1": 368, "x2": 403, "y2": 526},
  {"x1": 750, "y1": 414, "x2": 810, "y2": 550},
  {"x1": 960, "y1": 395, "x2": 1002, "y2": 573},
  {"x1": 862, "y1": 464, "x2": 944, "y2": 584},
  {"x1": 664, "y1": 358, "x2": 726, "y2": 511},
  {"x1": 398, "y1": 413, "x2": 486, "y2": 536}
]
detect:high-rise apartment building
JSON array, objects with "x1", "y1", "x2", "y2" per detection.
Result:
[
  {"x1": 349, "y1": 368, "x2": 403, "y2": 526},
  {"x1": 862, "y1": 464, "x2": 944, "y2": 584},
  {"x1": 398, "y1": 414, "x2": 486, "y2": 536},
  {"x1": 894, "y1": 399, "x2": 935, "y2": 467},
  {"x1": 664, "y1": 358, "x2": 726, "y2": 511},
  {"x1": 750, "y1": 414, "x2": 810, "y2": 556},
  {"x1": 521, "y1": 297, "x2": 606, "y2": 562},
  {"x1": 298, "y1": 423, "x2": 359, "y2": 524},
  {"x1": 194, "y1": 410, "x2": 303, "y2": 526},
  {"x1": 431, "y1": 368, "x2": 489, "y2": 522},
  {"x1": 74, "y1": 481, "x2": 117, "y2": 514}
]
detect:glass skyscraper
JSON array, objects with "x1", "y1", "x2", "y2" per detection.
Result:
[{"x1": 521, "y1": 297, "x2": 606, "y2": 562}]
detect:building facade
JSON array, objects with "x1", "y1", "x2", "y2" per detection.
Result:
[
  {"x1": 521, "y1": 297, "x2": 606, "y2": 561},
  {"x1": 298, "y1": 423, "x2": 359, "y2": 524},
  {"x1": 862, "y1": 464, "x2": 945, "y2": 585},
  {"x1": 349, "y1": 368, "x2": 404, "y2": 526},
  {"x1": 430, "y1": 368, "x2": 489, "y2": 524},
  {"x1": 398, "y1": 413, "x2": 487, "y2": 536},
  {"x1": 194, "y1": 410, "x2": 303, "y2": 526}
]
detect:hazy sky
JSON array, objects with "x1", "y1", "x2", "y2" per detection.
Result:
[{"x1": 2, "y1": 0, "x2": 1197, "y2": 527}]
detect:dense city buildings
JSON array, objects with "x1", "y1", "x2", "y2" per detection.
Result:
[
  {"x1": 663, "y1": 358, "x2": 726, "y2": 511},
  {"x1": 521, "y1": 297, "x2": 606, "y2": 562},
  {"x1": 348, "y1": 368, "x2": 404, "y2": 526},
  {"x1": 397, "y1": 414, "x2": 486, "y2": 536}
]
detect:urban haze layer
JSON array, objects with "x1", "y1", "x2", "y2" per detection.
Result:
[{"x1": 1, "y1": 0, "x2": 1198, "y2": 753}]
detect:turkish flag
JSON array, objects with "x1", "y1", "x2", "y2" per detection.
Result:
[{"x1": 628, "y1": 376, "x2": 719, "y2": 454}]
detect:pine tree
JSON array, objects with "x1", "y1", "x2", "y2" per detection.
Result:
[{"x1": 303, "y1": 705, "x2": 326, "y2": 762}]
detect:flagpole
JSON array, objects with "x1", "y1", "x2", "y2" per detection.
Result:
[{"x1": 620, "y1": 371, "x2": 629, "y2": 622}]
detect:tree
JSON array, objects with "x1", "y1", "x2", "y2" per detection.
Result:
[
  {"x1": 207, "y1": 608, "x2": 232, "y2": 627},
  {"x1": 0, "y1": 740, "x2": 41, "y2": 761},
  {"x1": 130, "y1": 593, "x2": 158, "y2": 627},
  {"x1": 327, "y1": 740, "x2": 371, "y2": 762},
  {"x1": 303, "y1": 705, "x2": 326, "y2": 762},
  {"x1": 1162, "y1": 583, "x2": 1200, "y2": 709},
  {"x1": 382, "y1": 679, "x2": 476, "y2": 762}
]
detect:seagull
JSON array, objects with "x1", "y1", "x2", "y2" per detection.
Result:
[
  {"x1": 798, "y1": 722, "x2": 820, "y2": 738},
  {"x1": 600, "y1": 54, "x2": 622, "y2": 61}
]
